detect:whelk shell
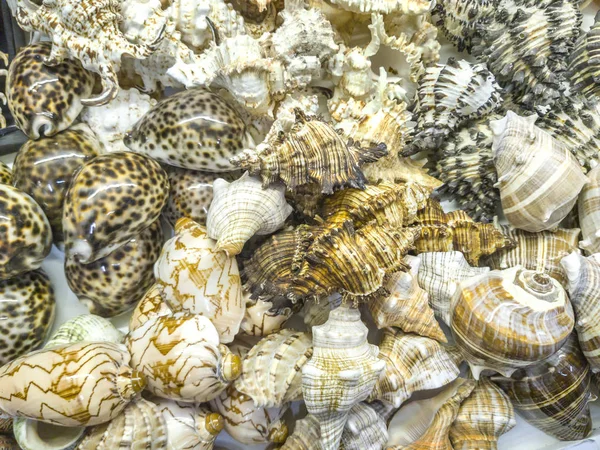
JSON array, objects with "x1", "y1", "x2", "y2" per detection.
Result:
[{"x1": 579, "y1": 164, "x2": 600, "y2": 254}]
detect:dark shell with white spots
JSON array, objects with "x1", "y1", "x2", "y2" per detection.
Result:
[
  {"x1": 13, "y1": 125, "x2": 101, "y2": 245},
  {"x1": 0, "y1": 270, "x2": 55, "y2": 365},
  {"x1": 65, "y1": 220, "x2": 163, "y2": 318},
  {"x1": 124, "y1": 88, "x2": 247, "y2": 172},
  {"x1": 6, "y1": 42, "x2": 95, "y2": 140},
  {"x1": 0, "y1": 162, "x2": 11, "y2": 185},
  {"x1": 62, "y1": 151, "x2": 169, "y2": 264},
  {"x1": 0, "y1": 185, "x2": 52, "y2": 280}
]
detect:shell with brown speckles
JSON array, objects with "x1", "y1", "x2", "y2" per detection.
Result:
[{"x1": 0, "y1": 162, "x2": 11, "y2": 185}]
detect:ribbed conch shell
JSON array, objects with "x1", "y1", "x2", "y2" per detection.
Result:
[
  {"x1": 416, "y1": 252, "x2": 490, "y2": 325},
  {"x1": 129, "y1": 284, "x2": 171, "y2": 332},
  {"x1": 154, "y1": 218, "x2": 244, "y2": 343},
  {"x1": 387, "y1": 378, "x2": 476, "y2": 450},
  {"x1": 302, "y1": 306, "x2": 386, "y2": 450},
  {"x1": 449, "y1": 377, "x2": 516, "y2": 450},
  {"x1": 126, "y1": 313, "x2": 241, "y2": 403},
  {"x1": 492, "y1": 333, "x2": 595, "y2": 441},
  {"x1": 231, "y1": 110, "x2": 388, "y2": 194},
  {"x1": 579, "y1": 164, "x2": 600, "y2": 254},
  {"x1": 240, "y1": 294, "x2": 294, "y2": 336},
  {"x1": 0, "y1": 161, "x2": 11, "y2": 185},
  {"x1": 152, "y1": 397, "x2": 223, "y2": 450},
  {"x1": 368, "y1": 329, "x2": 459, "y2": 408},
  {"x1": 210, "y1": 385, "x2": 289, "y2": 445},
  {"x1": 484, "y1": 223, "x2": 580, "y2": 288},
  {"x1": 235, "y1": 329, "x2": 313, "y2": 407},
  {"x1": 367, "y1": 256, "x2": 445, "y2": 342},
  {"x1": 432, "y1": 0, "x2": 494, "y2": 52},
  {"x1": 404, "y1": 58, "x2": 502, "y2": 155},
  {"x1": 451, "y1": 266, "x2": 575, "y2": 378},
  {"x1": 63, "y1": 152, "x2": 169, "y2": 264},
  {"x1": 0, "y1": 342, "x2": 145, "y2": 426},
  {"x1": 207, "y1": 172, "x2": 293, "y2": 255},
  {"x1": 490, "y1": 111, "x2": 588, "y2": 232},
  {"x1": 76, "y1": 398, "x2": 167, "y2": 449},
  {"x1": 569, "y1": 12, "x2": 600, "y2": 98},
  {"x1": 561, "y1": 252, "x2": 600, "y2": 371},
  {"x1": 45, "y1": 314, "x2": 124, "y2": 348}
]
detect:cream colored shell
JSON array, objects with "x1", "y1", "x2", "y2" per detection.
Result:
[{"x1": 579, "y1": 164, "x2": 600, "y2": 254}]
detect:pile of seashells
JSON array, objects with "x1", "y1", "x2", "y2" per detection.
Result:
[{"x1": 2, "y1": 0, "x2": 600, "y2": 448}]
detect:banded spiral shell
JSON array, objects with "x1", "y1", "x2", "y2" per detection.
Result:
[{"x1": 579, "y1": 164, "x2": 600, "y2": 254}]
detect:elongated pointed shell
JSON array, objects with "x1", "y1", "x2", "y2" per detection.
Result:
[
  {"x1": 492, "y1": 334, "x2": 594, "y2": 441},
  {"x1": 451, "y1": 267, "x2": 575, "y2": 378},
  {"x1": 449, "y1": 377, "x2": 516, "y2": 450},
  {"x1": 491, "y1": 111, "x2": 588, "y2": 232},
  {"x1": 579, "y1": 164, "x2": 600, "y2": 254},
  {"x1": 154, "y1": 218, "x2": 244, "y2": 343},
  {"x1": 76, "y1": 398, "x2": 167, "y2": 449},
  {"x1": 368, "y1": 329, "x2": 459, "y2": 408},
  {"x1": 126, "y1": 313, "x2": 241, "y2": 403},
  {"x1": 207, "y1": 172, "x2": 293, "y2": 255},
  {"x1": 235, "y1": 329, "x2": 313, "y2": 407},
  {"x1": 302, "y1": 306, "x2": 386, "y2": 450},
  {"x1": 0, "y1": 342, "x2": 145, "y2": 426}
]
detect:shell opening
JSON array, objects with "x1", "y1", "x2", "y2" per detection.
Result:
[
  {"x1": 219, "y1": 346, "x2": 242, "y2": 382},
  {"x1": 14, "y1": 418, "x2": 85, "y2": 450}
]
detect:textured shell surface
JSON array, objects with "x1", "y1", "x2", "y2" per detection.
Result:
[
  {"x1": 491, "y1": 111, "x2": 588, "y2": 232},
  {"x1": 235, "y1": 329, "x2": 313, "y2": 407},
  {"x1": 340, "y1": 402, "x2": 388, "y2": 450},
  {"x1": 207, "y1": 172, "x2": 293, "y2": 255},
  {"x1": 129, "y1": 284, "x2": 171, "y2": 332},
  {"x1": 451, "y1": 266, "x2": 575, "y2": 378},
  {"x1": 303, "y1": 294, "x2": 342, "y2": 329},
  {"x1": 368, "y1": 329, "x2": 459, "y2": 408},
  {"x1": 126, "y1": 313, "x2": 241, "y2": 402},
  {"x1": 76, "y1": 398, "x2": 167, "y2": 449},
  {"x1": 13, "y1": 125, "x2": 101, "y2": 244},
  {"x1": 416, "y1": 251, "x2": 490, "y2": 325},
  {"x1": 154, "y1": 218, "x2": 244, "y2": 343},
  {"x1": 240, "y1": 295, "x2": 294, "y2": 336},
  {"x1": 448, "y1": 377, "x2": 516, "y2": 450},
  {"x1": 432, "y1": 0, "x2": 495, "y2": 52},
  {"x1": 0, "y1": 161, "x2": 12, "y2": 186},
  {"x1": 5, "y1": 42, "x2": 94, "y2": 140},
  {"x1": 301, "y1": 306, "x2": 386, "y2": 450},
  {"x1": 124, "y1": 88, "x2": 247, "y2": 172},
  {"x1": 0, "y1": 341, "x2": 145, "y2": 426},
  {"x1": 492, "y1": 333, "x2": 595, "y2": 441},
  {"x1": 0, "y1": 270, "x2": 55, "y2": 366},
  {"x1": 13, "y1": 417, "x2": 84, "y2": 450},
  {"x1": 45, "y1": 314, "x2": 123, "y2": 348},
  {"x1": 65, "y1": 219, "x2": 163, "y2": 318},
  {"x1": 280, "y1": 413, "x2": 321, "y2": 450},
  {"x1": 0, "y1": 184, "x2": 52, "y2": 280},
  {"x1": 328, "y1": 0, "x2": 433, "y2": 14},
  {"x1": 62, "y1": 151, "x2": 169, "y2": 264},
  {"x1": 569, "y1": 11, "x2": 600, "y2": 98},
  {"x1": 579, "y1": 164, "x2": 600, "y2": 254}
]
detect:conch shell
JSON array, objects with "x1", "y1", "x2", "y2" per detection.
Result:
[
  {"x1": 302, "y1": 306, "x2": 386, "y2": 450},
  {"x1": 451, "y1": 266, "x2": 575, "y2": 378},
  {"x1": 490, "y1": 111, "x2": 588, "y2": 232},
  {"x1": 579, "y1": 164, "x2": 600, "y2": 254},
  {"x1": 207, "y1": 172, "x2": 293, "y2": 255}
]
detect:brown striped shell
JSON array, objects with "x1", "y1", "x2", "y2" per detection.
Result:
[{"x1": 129, "y1": 284, "x2": 171, "y2": 332}]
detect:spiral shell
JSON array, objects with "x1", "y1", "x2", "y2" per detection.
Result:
[
  {"x1": 579, "y1": 164, "x2": 600, "y2": 254},
  {"x1": 432, "y1": 0, "x2": 494, "y2": 52}
]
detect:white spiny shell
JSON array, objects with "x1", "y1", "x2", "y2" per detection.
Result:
[
  {"x1": 416, "y1": 251, "x2": 490, "y2": 326},
  {"x1": 301, "y1": 306, "x2": 386, "y2": 450},
  {"x1": 154, "y1": 218, "x2": 245, "y2": 344},
  {"x1": 235, "y1": 329, "x2": 313, "y2": 407},
  {"x1": 328, "y1": 0, "x2": 433, "y2": 15},
  {"x1": 368, "y1": 329, "x2": 460, "y2": 408},
  {"x1": 206, "y1": 172, "x2": 293, "y2": 256},
  {"x1": 126, "y1": 313, "x2": 241, "y2": 403},
  {"x1": 240, "y1": 293, "x2": 294, "y2": 336},
  {"x1": 569, "y1": 11, "x2": 600, "y2": 98},
  {"x1": 579, "y1": 164, "x2": 600, "y2": 254},
  {"x1": 490, "y1": 111, "x2": 589, "y2": 232}
]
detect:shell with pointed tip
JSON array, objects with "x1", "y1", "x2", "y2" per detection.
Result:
[
  {"x1": 13, "y1": 125, "x2": 101, "y2": 245},
  {"x1": 62, "y1": 152, "x2": 169, "y2": 264},
  {"x1": 368, "y1": 329, "x2": 459, "y2": 408},
  {"x1": 301, "y1": 306, "x2": 386, "y2": 450},
  {"x1": 154, "y1": 218, "x2": 244, "y2": 343},
  {"x1": 0, "y1": 185, "x2": 52, "y2": 280},
  {"x1": 492, "y1": 334, "x2": 594, "y2": 441},
  {"x1": 449, "y1": 377, "x2": 516, "y2": 450},
  {"x1": 404, "y1": 58, "x2": 502, "y2": 155},
  {"x1": 5, "y1": 43, "x2": 94, "y2": 140},
  {"x1": 230, "y1": 111, "x2": 387, "y2": 194},
  {"x1": 235, "y1": 329, "x2": 313, "y2": 407},
  {"x1": 490, "y1": 111, "x2": 588, "y2": 232},
  {"x1": 76, "y1": 398, "x2": 167, "y2": 449},
  {"x1": 126, "y1": 313, "x2": 241, "y2": 402},
  {"x1": 367, "y1": 256, "x2": 446, "y2": 342},
  {"x1": 561, "y1": 252, "x2": 600, "y2": 371},
  {"x1": 568, "y1": 11, "x2": 600, "y2": 98},
  {"x1": 0, "y1": 341, "x2": 145, "y2": 426},
  {"x1": 451, "y1": 267, "x2": 575, "y2": 378},
  {"x1": 0, "y1": 161, "x2": 11, "y2": 185},
  {"x1": 45, "y1": 314, "x2": 123, "y2": 348},
  {"x1": 416, "y1": 251, "x2": 490, "y2": 326},
  {"x1": 579, "y1": 164, "x2": 600, "y2": 254},
  {"x1": 124, "y1": 88, "x2": 246, "y2": 172},
  {"x1": 65, "y1": 220, "x2": 163, "y2": 318},
  {"x1": 129, "y1": 284, "x2": 171, "y2": 332},
  {"x1": 207, "y1": 173, "x2": 293, "y2": 255},
  {"x1": 387, "y1": 378, "x2": 476, "y2": 449},
  {"x1": 240, "y1": 295, "x2": 294, "y2": 336},
  {"x1": 210, "y1": 386, "x2": 289, "y2": 445}
]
